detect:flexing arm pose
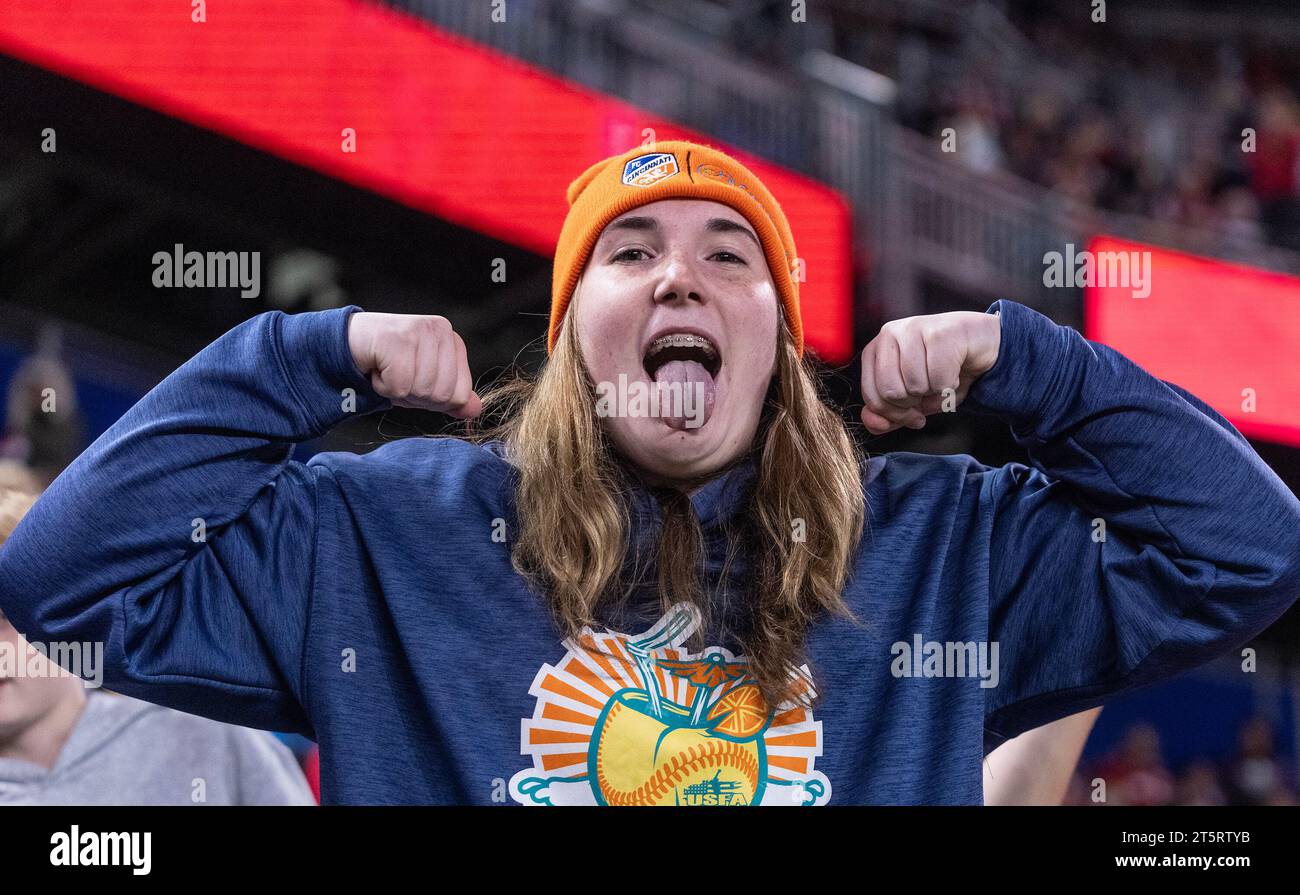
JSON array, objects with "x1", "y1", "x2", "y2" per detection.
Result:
[{"x1": 1, "y1": 141, "x2": 1296, "y2": 804}]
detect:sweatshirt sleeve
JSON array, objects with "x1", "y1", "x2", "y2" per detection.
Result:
[
  {"x1": 963, "y1": 300, "x2": 1300, "y2": 753},
  {"x1": 0, "y1": 307, "x2": 389, "y2": 735},
  {"x1": 227, "y1": 728, "x2": 318, "y2": 806}
]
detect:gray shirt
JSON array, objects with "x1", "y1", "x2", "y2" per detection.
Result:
[{"x1": 0, "y1": 690, "x2": 314, "y2": 805}]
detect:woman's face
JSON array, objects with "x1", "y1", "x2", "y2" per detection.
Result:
[{"x1": 572, "y1": 199, "x2": 780, "y2": 485}]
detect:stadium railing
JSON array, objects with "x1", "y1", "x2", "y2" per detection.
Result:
[{"x1": 380, "y1": 0, "x2": 1300, "y2": 324}]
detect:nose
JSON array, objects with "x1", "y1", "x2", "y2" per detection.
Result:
[{"x1": 652, "y1": 254, "x2": 705, "y2": 307}]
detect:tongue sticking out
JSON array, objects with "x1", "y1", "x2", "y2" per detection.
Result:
[{"x1": 652, "y1": 359, "x2": 717, "y2": 430}]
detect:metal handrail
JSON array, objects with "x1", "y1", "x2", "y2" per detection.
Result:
[{"x1": 378, "y1": 0, "x2": 1300, "y2": 322}]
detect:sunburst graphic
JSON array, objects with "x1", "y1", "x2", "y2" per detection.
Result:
[{"x1": 509, "y1": 605, "x2": 832, "y2": 806}]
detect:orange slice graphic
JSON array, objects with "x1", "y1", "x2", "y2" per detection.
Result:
[{"x1": 707, "y1": 684, "x2": 768, "y2": 738}]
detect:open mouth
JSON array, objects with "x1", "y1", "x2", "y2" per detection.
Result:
[{"x1": 643, "y1": 332, "x2": 722, "y2": 430}]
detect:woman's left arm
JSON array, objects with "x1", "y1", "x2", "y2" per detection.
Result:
[
  {"x1": 861, "y1": 299, "x2": 1300, "y2": 753},
  {"x1": 970, "y1": 300, "x2": 1300, "y2": 749}
]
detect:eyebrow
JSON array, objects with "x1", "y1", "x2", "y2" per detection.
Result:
[
  {"x1": 604, "y1": 215, "x2": 760, "y2": 248},
  {"x1": 605, "y1": 215, "x2": 659, "y2": 234},
  {"x1": 704, "y1": 217, "x2": 760, "y2": 248}
]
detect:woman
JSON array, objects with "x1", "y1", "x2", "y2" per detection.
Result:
[{"x1": 0, "y1": 141, "x2": 1297, "y2": 805}]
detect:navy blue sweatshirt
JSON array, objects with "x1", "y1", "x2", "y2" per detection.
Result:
[{"x1": 1, "y1": 300, "x2": 1297, "y2": 805}]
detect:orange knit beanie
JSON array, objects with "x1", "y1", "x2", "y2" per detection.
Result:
[{"x1": 549, "y1": 141, "x2": 802, "y2": 354}]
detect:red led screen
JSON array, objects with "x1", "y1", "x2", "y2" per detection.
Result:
[
  {"x1": 1085, "y1": 235, "x2": 1300, "y2": 448},
  {"x1": 0, "y1": 0, "x2": 854, "y2": 360}
]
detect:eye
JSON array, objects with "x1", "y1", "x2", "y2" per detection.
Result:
[
  {"x1": 611, "y1": 247, "x2": 651, "y2": 263},
  {"x1": 709, "y1": 250, "x2": 747, "y2": 265}
]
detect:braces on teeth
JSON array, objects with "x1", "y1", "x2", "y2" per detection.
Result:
[{"x1": 647, "y1": 334, "x2": 718, "y2": 357}]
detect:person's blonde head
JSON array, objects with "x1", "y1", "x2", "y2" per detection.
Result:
[
  {"x1": 0, "y1": 462, "x2": 40, "y2": 499},
  {"x1": 0, "y1": 486, "x2": 38, "y2": 547}
]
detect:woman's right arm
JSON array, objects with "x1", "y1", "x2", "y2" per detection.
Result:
[{"x1": 0, "y1": 308, "x2": 476, "y2": 734}]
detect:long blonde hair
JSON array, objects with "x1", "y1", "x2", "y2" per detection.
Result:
[{"x1": 475, "y1": 314, "x2": 865, "y2": 710}]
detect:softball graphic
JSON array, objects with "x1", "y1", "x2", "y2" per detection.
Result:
[
  {"x1": 593, "y1": 690, "x2": 763, "y2": 806},
  {"x1": 509, "y1": 605, "x2": 833, "y2": 806}
]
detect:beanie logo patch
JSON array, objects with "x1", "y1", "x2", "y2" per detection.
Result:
[
  {"x1": 697, "y1": 163, "x2": 752, "y2": 196},
  {"x1": 621, "y1": 152, "x2": 679, "y2": 188}
]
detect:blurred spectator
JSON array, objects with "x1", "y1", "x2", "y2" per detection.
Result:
[
  {"x1": 1248, "y1": 88, "x2": 1300, "y2": 250},
  {"x1": 1, "y1": 336, "x2": 86, "y2": 487},
  {"x1": 1175, "y1": 759, "x2": 1228, "y2": 806},
  {"x1": 0, "y1": 461, "x2": 41, "y2": 495},
  {"x1": 1080, "y1": 716, "x2": 1299, "y2": 807},
  {"x1": 0, "y1": 488, "x2": 314, "y2": 806},
  {"x1": 820, "y1": 4, "x2": 1300, "y2": 254},
  {"x1": 1091, "y1": 724, "x2": 1176, "y2": 806},
  {"x1": 1214, "y1": 183, "x2": 1268, "y2": 248},
  {"x1": 1225, "y1": 716, "x2": 1296, "y2": 806},
  {"x1": 943, "y1": 86, "x2": 1004, "y2": 175}
]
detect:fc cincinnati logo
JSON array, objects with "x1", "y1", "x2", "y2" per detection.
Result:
[
  {"x1": 621, "y1": 152, "x2": 679, "y2": 188},
  {"x1": 508, "y1": 604, "x2": 832, "y2": 806}
]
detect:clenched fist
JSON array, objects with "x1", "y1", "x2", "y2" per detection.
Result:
[
  {"x1": 347, "y1": 312, "x2": 482, "y2": 418},
  {"x1": 859, "y1": 310, "x2": 1002, "y2": 435}
]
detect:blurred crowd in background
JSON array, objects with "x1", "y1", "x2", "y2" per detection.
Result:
[
  {"x1": 925, "y1": 30, "x2": 1296, "y2": 253},
  {"x1": 1066, "y1": 716, "x2": 1297, "y2": 806},
  {"x1": 716, "y1": 0, "x2": 1300, "y2": 255},
  {"x1": 851, "y1": 5, "x2": 1300, "y2": 253}
]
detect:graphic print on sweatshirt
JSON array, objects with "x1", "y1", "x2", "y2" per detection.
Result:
[{"x1": 508, "y1": 604, "x2": 832, "y2": 806}]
